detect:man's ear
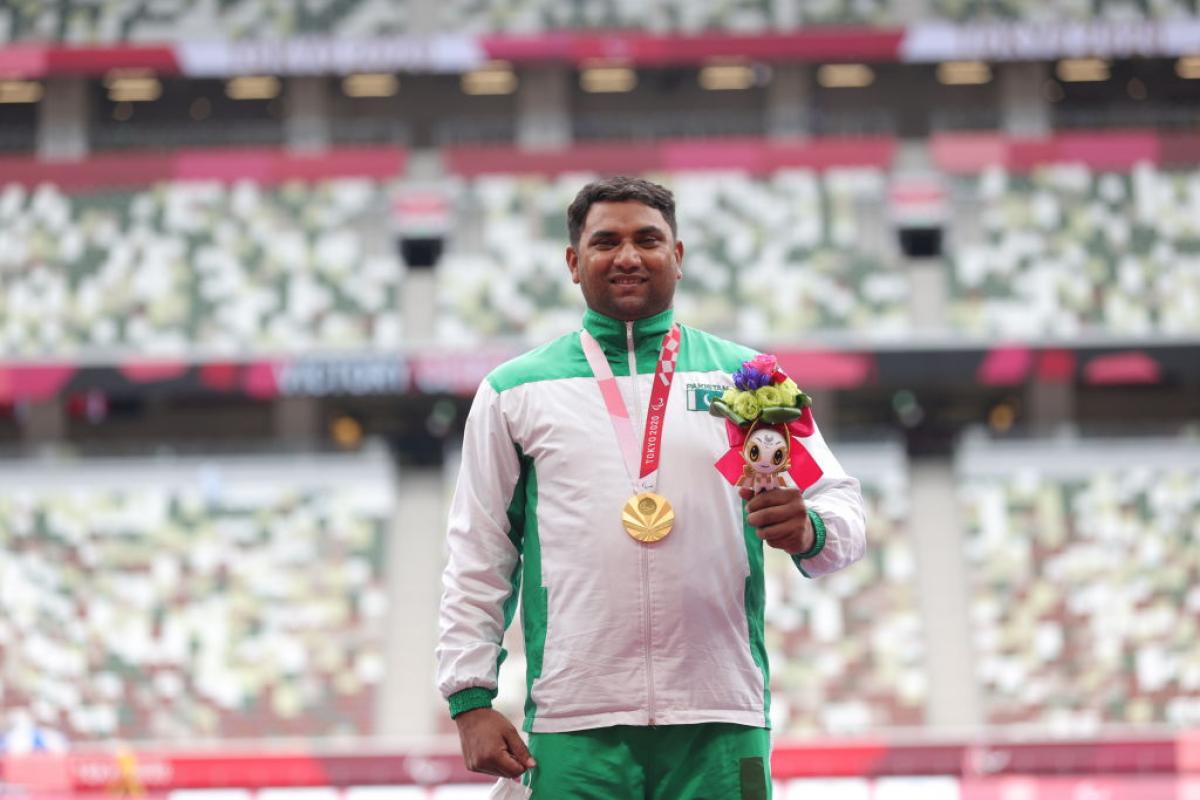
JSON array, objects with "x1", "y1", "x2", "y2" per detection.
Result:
[
  {"x1": 674, "y1": 239, "x2": 684, "y2": 280},
  {"x1": 566, "y1": 245, "x2": 580, "y2": 284}
]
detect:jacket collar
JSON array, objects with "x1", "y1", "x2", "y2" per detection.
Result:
[{"x1": 581, "y1": 307, "x2": 675, "y2": 353}]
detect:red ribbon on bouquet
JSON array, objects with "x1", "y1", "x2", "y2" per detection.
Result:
[{"x1": 713, "y1": 407, "x2": 824, "y2": 491}]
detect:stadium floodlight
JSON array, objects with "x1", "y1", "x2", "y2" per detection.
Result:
[
  {"x1": 1177, "y1": 56, "x2": 1200, "y2": 79},
  {"x1": 1056, "y1": 58, "x2": 1109, "y2": 82},
  {"x1": 104, "y1": 68, "x2": 161, "y2": 102},
  {"x1": 817, "y1": 63, "x2": 875, "y2": 88},
  {"x1": 226, "y1": 76, "x2": 281, "y2": 100},
  {"x1": 343, "y1": 73, "x2": 399, "y2": 98},
  {"x1": 580, "y1": 62, "x2": 637, "y2": 93},
  {"x1": 0, "y1": 79, "x2": 42, "y2": 103},
  {"x1": 699, "y1": 61, "x2": 756, "y2": 91},
  {"x1": 936, "y1": 61, "x2": 992, "y2": 86},
  {"x1": 461, "y1": 62, "x2": 517, "y2": 95}
]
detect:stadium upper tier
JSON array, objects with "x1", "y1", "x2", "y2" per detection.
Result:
[
  {"x1": 442, "y1": 164, "x2": 1200, "y2": 344},
  {"x1": 948, "y1": 164, "x2": 1200, "y2": 339},
  {"x1": 2, "y1": 0, "x2": 1199, "y2": 41},
  {"x1": 0, "y1": 179, "x2": 403, "y2": 359},
  {"x1": 438, "y1": 168, "x2": 909, "y2": 345},
  {"x1": 0, "y1": 448, "x2": 395, "y2": 741},
  {"x1": 3, "y1": 160, "x2": 1198, "y2": 361},
  {"x1": 958, "y1": 437, "x2": 1200, "y2": 730}
]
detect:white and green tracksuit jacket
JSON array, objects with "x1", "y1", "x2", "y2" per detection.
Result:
[{"x1": 437, "y1": 308, "x2": 867, "y2": 733}]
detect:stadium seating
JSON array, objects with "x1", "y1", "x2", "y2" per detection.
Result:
[
  {"x1": 10, "y1": 163, "x2": 1199, "y2": 357},
  {"x1": 12, "y1": 168, "x2": 903, "y2": 356},
  {"x1": 435, "y1": 174, "x2": 586, "y2": 346},
  {"x1": 684, "y1": 169, "x2": 908, "y2": 343},
  {"x1": 958, "y1": 439, "x2": 1200, "y2": 729},
  {"x1": 0, "y1": 179, "x2": 402, "y2": 358},
  {"x1": 5, "y1": 0, "x2": 1198, "y2": 40},
  {"x1": 0, "y1": 0, "x2": 412, "y2": 42},
  {"x1": 441, "y1": 0, "x2": 1200, "y2": 30},
  {"x1": 7, "y1": 160, "x2": 1199, "y2": 358},
  {"x1": 947, "y1": 164, "x2": 1200, "y2": 338},
  {"x1": 0, "y1": 449, "x2": 395, "y2": 741},
  {"x1": 436, "y1": 0, "x2": 901, "y2": 34},
  {"x1": 437, "y1": 168, "x2": 908, "y2": 345},
  {"x1": 931, "y1": 0, "x2": 1199, "y2": 22},
  {"x1": 766, "y1": 443, "x2": 926, "y2": 735}
]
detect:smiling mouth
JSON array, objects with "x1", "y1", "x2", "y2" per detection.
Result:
[{"x1": 611, "y1": 276, "x2": 646, "y2": 285}]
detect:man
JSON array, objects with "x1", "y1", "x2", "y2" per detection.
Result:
[{"x1": 437, "y1": 177, "x2": 866, "y2": 799}]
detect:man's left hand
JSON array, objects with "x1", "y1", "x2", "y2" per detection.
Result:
[{"x1": 742, "y1": 487, "x2": 812, "y2": 555}]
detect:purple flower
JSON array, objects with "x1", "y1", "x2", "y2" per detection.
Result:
[{"x1": 733, "y1": 367, "x2": 771, "y2": 390}]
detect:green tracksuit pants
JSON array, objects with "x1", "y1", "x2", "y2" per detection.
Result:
[{"x1": 523, "y1": 723, "x2": 772, "y2": 800}]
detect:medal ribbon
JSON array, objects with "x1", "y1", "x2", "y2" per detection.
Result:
[{"x1": 580, "y1": 324, "x2": 681, "y2": 493}]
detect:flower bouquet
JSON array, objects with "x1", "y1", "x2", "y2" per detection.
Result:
[
  {"x1": 708, "y1": 354, "x2": 811, "y2": 427},
  {"x1": 709, "y1": 354, "x2": 823, "y2": 494}
]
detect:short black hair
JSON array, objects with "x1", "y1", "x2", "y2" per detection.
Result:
[{"x1": 567, "y1": 176, "x2": 677, "y2": 248}]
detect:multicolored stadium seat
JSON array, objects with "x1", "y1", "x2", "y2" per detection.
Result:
[
  {"x1": 0, "y1": 179, "x2": 402, "y2": 358},
  {"x1": 435, "y1": 0, "x2": 901, "y2": 34},
  {"x1": 0, "y1": 0, "x2": 412, "y2": 42},
  {"x1": 958, "y1": 438, "x2": 1200, "y2": 729},
  {"x1": 948, "y1": 165, "x2": 1200, "y2": 338},
  {"x1": 0, "y1": 448, "x2": 395, "y2": 740},
  {"x1": 11, "y1": 162, "x2": 1199, "y2": 358},
  {"x1": 4, "y1": 0, "x2": 1197, "y2": 40},
  {"x1": 766, "y1": 442, "x2": 926, "y2": 735},
  {"x1": 438, "y1": 168, "x2": 908, "y2": 346}
]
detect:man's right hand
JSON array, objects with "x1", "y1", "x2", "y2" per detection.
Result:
[{"x1": 454, "y1": 708, "x2": 538, "y2": 778}]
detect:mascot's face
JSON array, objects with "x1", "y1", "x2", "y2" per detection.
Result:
[{"x1": 743, "y1": 428, "x2": 789, "y2": 475}]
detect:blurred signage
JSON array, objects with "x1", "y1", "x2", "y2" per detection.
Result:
[
  {"x1": 272, "y1": 357, "x2": 410, "y2": 396},
  {"x1": 410, "y1": 350, "x2": 515, "y2": 394},
  {"x1": 176, "y1": 36, "x2": 485, "y2": 76},
  {"x1": 0, "y1": 343, "x2": 1194, "y2": 401},
  {"x1": 902, "y1": 20, "x2": 1200, "y2": 61}
]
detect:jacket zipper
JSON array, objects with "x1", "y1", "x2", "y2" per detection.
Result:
[{"x1": 627, "y1": 321, "x2": 657, "y2": 725}]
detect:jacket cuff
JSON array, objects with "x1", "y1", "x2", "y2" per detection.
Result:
[
  {"x1": 448, "y1": 687, "x2": 497, "y2": 718},
  {"x1": 791, "y1": 509, "x2": 827, "y2": 577}
]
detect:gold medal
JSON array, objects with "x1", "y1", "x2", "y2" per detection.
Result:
[{"x1": 622, "y1": 492, "x2": 675, "y2": 543}]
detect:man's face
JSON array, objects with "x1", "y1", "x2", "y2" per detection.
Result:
[{"x1": 566, "y1": 200, "x2": 684, "y2": 321}]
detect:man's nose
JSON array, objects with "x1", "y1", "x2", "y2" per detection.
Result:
[{"x1": 613, "y1": 240, "x2": 641, "y2": 268}]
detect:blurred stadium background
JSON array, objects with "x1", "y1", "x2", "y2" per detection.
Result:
[{"x1": 1, "y1": 1, "x2": 1199, "y2": 798}]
